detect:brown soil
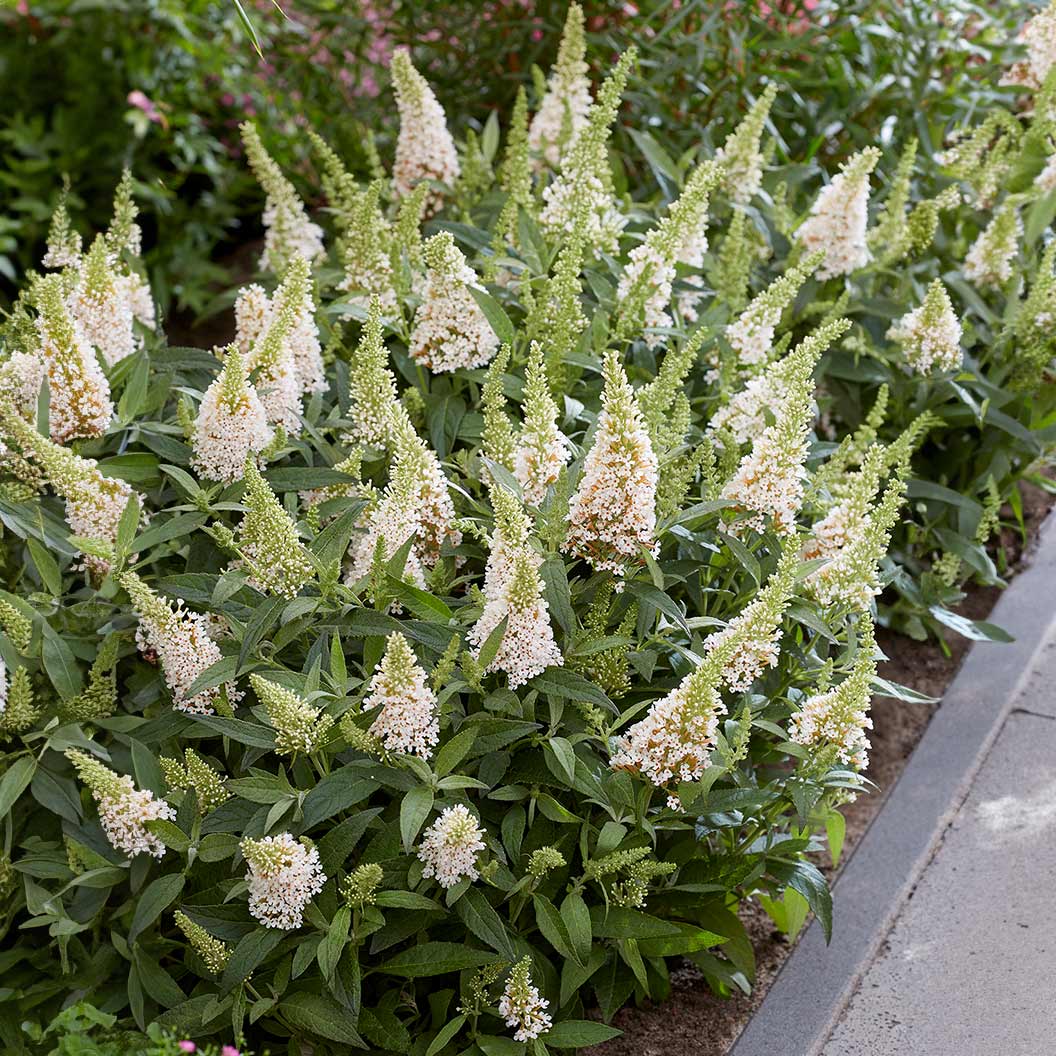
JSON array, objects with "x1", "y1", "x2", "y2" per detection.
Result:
[{"x1": 589, "y1": 481, "x2": 1054, "y2": 1056}]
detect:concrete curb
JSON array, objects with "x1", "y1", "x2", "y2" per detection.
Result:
[{"x1": 729, "y1": 509, "x2": 1056, "y2": 1056}]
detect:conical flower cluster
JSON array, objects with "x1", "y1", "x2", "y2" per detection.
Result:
[
  {"x1": 0, "y1": 666, "x2": 38, "y2": 738},
  {"x1": 191, "y1": 345, "x2": 273, "y2": 483},
  {"x1": 529, "y1": 3, "x2": 592, "y2": 168},
  {"x1": 790, "y1": 623, "x2": 877, "y2": 769},
  {"x1": 513, "y1": 342, "x2": 571, "y2": 504},
  {"x1": 66, "y1": 749, "x2": 175, "y2": 859},
  {"x1": 35, "y1": 274, "x2": 113, "y2": 442},
  {"x1": 347, "y1": 450, "x2": 427, "y2": 597},
  {"x1": 391, "y1": 50, "x2": 460, "y2": 216},
  {"x1": 241, "y1": 833, "x2": 326, "y2": 929},
  {"x1": 0, "y1": 600, "x2": 32, "y2": 654},
  {"x1": 481, "y1": 343, "x2": 517, "y2": 470},
  {"x1": 241, "y1": 123, "x2": 325, "y2": 274},
  {"x1": 67, "y1": 235, "x2": 136, "y2": 367},
  {"x1": 723, "y1": 251, "x2": 822, "y2": 372},
  {"x1": 121, "y1": 571, "x2": 238, "y2": 714},
  {"x1": 1002, "y1": 0, "x2": 1056, "y2": 90},
  {"x1": 797, "y1": 147, "x2": 881, "y2": 280},
  {"x1": 347, "y1": 298, "x2": 400, "y2": 447},
  {"x1": 886, "y1": 279, "x2": 962, "y2": 375},
  {"x1": 174, "y1": 910, "x2": 229, "y2": 973},
  {"x1": 0, "y1": 350, "x2": 46, "y2": 417},
  {"x1": 159, "y1": 748, "x2": 230, "y2": 813},
  {"x1": 234, "y1": 283, "x2": 271, "y2": 355},
  {"x1": 469, "y1": 486, "x2": 563, "y2": 688},
  {"x1": 565, "y1": 348, "x2": 658, "y2": 574},
  {"x1": 807, "y1": 444, "x2": 887, "y2": 561},
  {"x1": 494, "y1": 87, "x2": 533, "y2": 248},
  {"x1": 1010, "y1": 242, "x2": 1056, "y2": 390},
  {"x1": 410, "y1": 232, "x2": 499, "y2": 373},
  {"x1": 273, "y1": 257, "x2": 326, "y2": 398},
  {"x1": 616, "y1": 161, "x2": 723, "y2": 345},
  {"x1": 500, "y1": 958, "x2": 553, "y2": 1042},
  {"x1": 336, "y1": 180, "x2": 397, "y2": 312},
  {"x1": 609, "y1": 650, "x2": 727, "y2": 799},
  {"x1": 722, "y1": 320, "x2": 850, "y2": 535},
  {"x1": 3, "y1": 410, "x2": 135, "y2": 576},
  {"x1": 716, "y1": 83, "x2": 778, "y2": 204},
  {"x1": 392, "y1": 417, "x2": 462, "y2": 568},
  {"x1": 251, "y1": 674, "x2": 335, "y2": 756},
  {"x1": 362, "y1": 632, "x2": 439, "y2": 757},
  {"x1": 62, "y1": 635, "x2": 120, "y2": 723},
  {"x1": 241, "y1": 257, "x2": 324, "y2": 409},
  {"x1": 703, "y1": 542, "x2": 798, "y2": 692},
  {"x1": 964, "y1": 204, "x2": 1022, "y2": 288},
  {"x1": 540, "y1": 49, "x2": 635, "y2": 252},
  {"x1": 237, "y1": 461, "x2": 315, "y2": 599},
  {"x1": 808, "y1": 469, "x2": 906, "y2": 611},
  {"x1": 417, "y1": 804, "x2": 486, "y2": 888},
  {"x1": 43, "y1": 182, "x2": 81, "y2": 269},
  {"x1": 245, "y1": 277, "x2": 303, "y2": 435}
]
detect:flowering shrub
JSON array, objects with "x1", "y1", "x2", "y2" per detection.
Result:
[{"x1": 1, "y1": 4, "x2": 1055, "y2": 1054}]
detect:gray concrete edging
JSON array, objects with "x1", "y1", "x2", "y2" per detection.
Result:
[{"x1": 729, "y1": 508, "x2": 1056, "y2": 1056}]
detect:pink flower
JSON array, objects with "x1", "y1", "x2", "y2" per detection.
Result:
[
  {"x1": 222, "y1": 1048, "x2": 241, "y2": 1056},
  {"x1": 178, "y1": 1044, "x2": 196, "y2": 1054},
  {"x1": 127, "y1": 90, "x2": 164, "y2": 126}
]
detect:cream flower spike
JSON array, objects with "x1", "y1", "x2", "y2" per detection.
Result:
[
  {"x1": 191, "y1": 344, "x2": 273, "y2": 484},
  {"x1": 390, "y1": 49, "x2": 460, "y2": 216},
  {"x1": 564, "y1": 347, "x2": 658, "y2": 575},
  {"x1": 34, "y1": 273, "x2": 113, "y2": 442},
  {"x1": 529, "y1": 3, "x2": 592, "y2": 169}
]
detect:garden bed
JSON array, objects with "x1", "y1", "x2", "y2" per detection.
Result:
[{"x1": 590, "y1": 481, "x2": 1055, "y2": 1056}]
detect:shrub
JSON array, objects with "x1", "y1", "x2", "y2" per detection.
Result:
[{"x1": 0, "y1": 4, "x2": 1054, "y2": 1054}]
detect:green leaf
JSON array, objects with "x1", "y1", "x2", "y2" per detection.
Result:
[
  {"x1": 27, "y1": 538, "x2": 62, "y2": 596},
  {"x1": 435, "y1": 726, "x2": 477, "y2": 778},
  {"x1": 425, "y1": 1015, "x2": 467, "y2": 1056},
  {"x1": 546, "y1": 1020, "x2": 623, "y2": 1048},
  {"x1": 468, "y1": 286, "x2": 516, "y2": 346},
  {"x1": 183, "y1": 656, "x2": 241, "y2": 701},
  {"x1": 129, "y1": 874, "x2": 184, "y2": 944},
  {"x1": 455, "y1": 888, "x2": 515, "y2": 959},
  {"x1": 0, "y1": 756, "x2": 37, "y2": 817},
  {"x1": 360, "y1": 1006, "x2": 411, "y2": 1053},
  {"x1": 303, "y1": 773, "x2": 380, "y2": 828},
  {"x1": 400, "y1": 785, "x2": 434, "y2": 852},
  {"x1": 194, "y1": 714, "x2": 275, "y2": 749},
  {"x1": 529, "y1": 667, "x2": 614, "y2": 711},
  {"x1": 222, "y1": 929, "x2": 285, "y2": 994},
  {"x1": 40, "y1": 624, "x2": 82, "y2": 701},
  {"x1": 374, "y1": 890, "x2": 444, "y2": 911},
  {"x1": 560, "y1": 892, "x2": 592, "y2": 966},
  {"x1": 928, "y1": 606, "x2": 1014, "y2": 642},
  {"x1": 534, "y1": 893, "x2": 583, "y2": 966},
  {"x1": 378, "y1": 941, "x2": 499, "y2": 977},
  {"x1": 317, "y1": 906, "x2": 351, "y2": 981},
  {"x1": 588, "y1": 906, "x2": 682, "y2": 940},
  {"x1": 540, "y1": 556, "x2": 575, "y2": 635},
  {"x1": 826, "y1": 809, "x2": 846, "y2": 868},
  {"x1": 145, "y1": 819, "x2": 191, "y2": 853},
  {"x1": 116, "y1": 492, "x2": 142, "y2": 558},
  {"x1": 279, "y1": 992, "x2": 366, "y2": 1047}
]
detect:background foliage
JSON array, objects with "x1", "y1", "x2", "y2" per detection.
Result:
[{"x1": 0, "y1": 0, "x2": 1034, "y2": 313}]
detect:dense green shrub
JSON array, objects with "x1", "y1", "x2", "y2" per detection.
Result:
[{"x1": 0, "y1": 3, "x2": 1054, "y2": 1053}]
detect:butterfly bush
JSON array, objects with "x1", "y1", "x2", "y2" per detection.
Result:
[{"x1": 1, "y1": 11, "x2": 1055, "y2": 1054}]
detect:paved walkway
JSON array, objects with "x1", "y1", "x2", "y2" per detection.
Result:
[
  {"x1": 824, "y1": 666, "x2": 1056, "y2": 1055},
  {"x1": 731, "y1": 513, "x2": 1056, "y2": 1056}
]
